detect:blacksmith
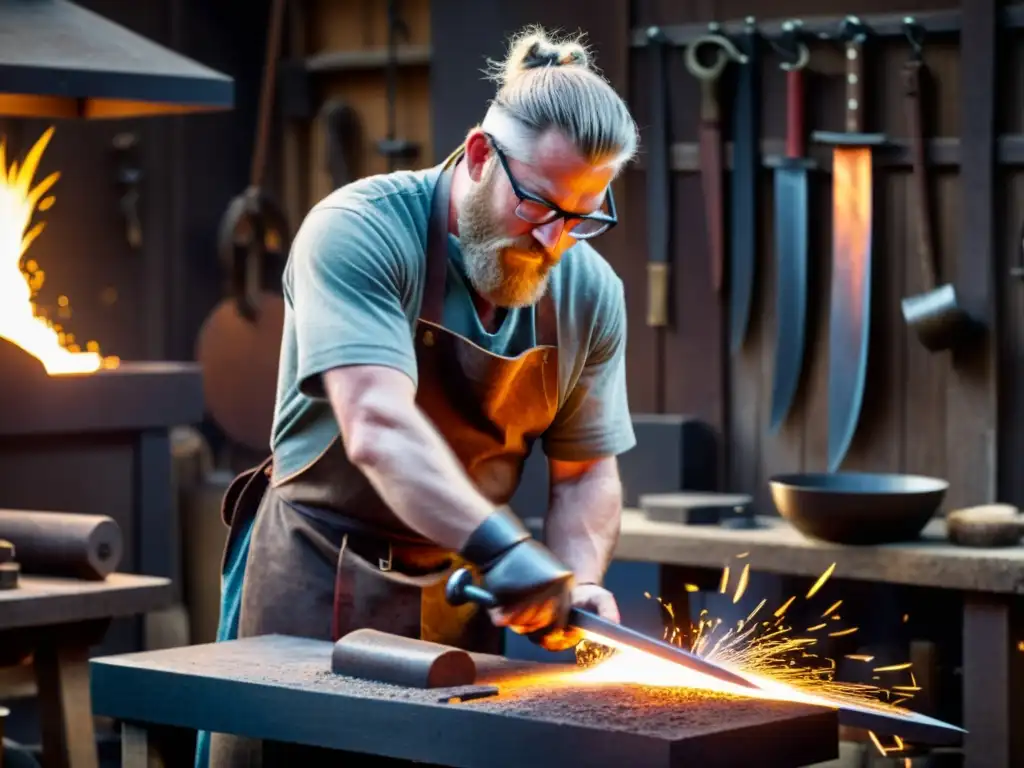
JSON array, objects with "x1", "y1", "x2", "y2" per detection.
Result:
[{"x1": 197, "y1": 25, "x2": 639, "y2": 767}]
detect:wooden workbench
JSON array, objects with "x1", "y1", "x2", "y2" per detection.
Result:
[
  {"x1": 0, "y1": 573, "x2": 173, "y2": 768},
  {"x1": 614, "y1": 510, "x2": 1024, "y2": 767}
]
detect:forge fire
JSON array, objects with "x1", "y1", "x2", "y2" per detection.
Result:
[{"x1": 0, "y1": 127, "x2": 118, "y2": 374}]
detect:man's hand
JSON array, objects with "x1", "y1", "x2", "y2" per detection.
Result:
[{"x1": 526, "y1": 583, "x2": 621, "y2": 652}]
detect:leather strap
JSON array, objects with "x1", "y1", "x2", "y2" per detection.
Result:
[
  {"x1": 902, "y1": 59, "x2": 938, "y2": 291},
  {"x1": 698, "y1": 118, "x2": 725, "y2": 293},
  {"x1": 421, "y1": 165, "x2": 453, "y2": 325}
]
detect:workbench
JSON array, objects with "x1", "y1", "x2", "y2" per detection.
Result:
[
  {"x1": 89, "y1": 634, "x2": 838, "y2": 768},
  {"x1": 0, "y1": 573, "x2": 173, "y2": 768},
  {"x1": 615, "y1": 510, "x2": 1023, "y2": 767}
]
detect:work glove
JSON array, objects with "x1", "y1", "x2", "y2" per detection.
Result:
[
  {"x1": 528, "y1": 583, "x2": 622, "y2": 652},
  {"x1": 460, "y1": 507, "x2": 574, "y2": 637}
]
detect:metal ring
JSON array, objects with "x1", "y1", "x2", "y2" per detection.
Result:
[{"x1": 684, "y1": 33, "x2": 747, "y2": 81}]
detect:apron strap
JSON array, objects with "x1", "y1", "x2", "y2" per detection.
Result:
[
  {"x1": 535, "y1": 290, "x2": 558, "y2": 348},
  {"x1": 421, "y1": 164, "x2": 454, "y2": 325}
]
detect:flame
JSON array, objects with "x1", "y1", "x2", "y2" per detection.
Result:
[
  {"x1": 0, "y1": 127, "x2": 117, "y2": 374},
  {"x1": 573, "y1": 558, "x2": 920, "y2": 753}
]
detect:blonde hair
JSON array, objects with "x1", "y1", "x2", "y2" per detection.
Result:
[{"x1": 483, "y1": 26, "x2": 638, "y2": 168}]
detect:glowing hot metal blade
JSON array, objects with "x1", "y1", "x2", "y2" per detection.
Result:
[{"x1": 445, "y1": 567, "x2": 760, "y2": 691}]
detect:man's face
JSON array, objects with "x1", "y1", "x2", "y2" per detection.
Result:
[{"x1": 457, "y1": 129, "x2": 615, "y2": 308}]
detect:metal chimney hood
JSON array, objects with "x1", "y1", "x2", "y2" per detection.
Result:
[{"x1": 0, "y1": 0, "x2": 234, "y2": 119}]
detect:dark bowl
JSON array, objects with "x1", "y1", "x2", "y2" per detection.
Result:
[{"x1": 769, "y1": 472, "x2": 949, "y2": 545}]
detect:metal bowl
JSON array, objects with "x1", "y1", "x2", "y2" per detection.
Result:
[{"x1": 769, "y1": 472, "x2": 949, "y2": 545}]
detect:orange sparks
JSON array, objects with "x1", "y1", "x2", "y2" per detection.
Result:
[
  {"x1": 828, "y1": 626, "x2": 858, "y2": 638},
  {"x1": 684, "y1": 583, "x2": 699, "y2": 592},
  {"x1": 806, "y1": 562, "x2": 836, "y2": 599},
  {"x1": 736, "y1": 552, "x2": 750, "y2": 558},
  {"x1": 820, "y1": 599, "x2": 843, "y2": 618},
  {"x1": 603, "y1": 560, "x2": 919, "y2": 746},
  {"x1": 867, "y1": 731, "x2": 908, "y2": 757},
  {"x1": 774, "y1": 596, "x2": 796, "y2": 618},
  {"x1": 733, "y1": 563, "x2": 750, "y2": 604},
  {"x1": 868, "y1": 731, "x2": 886, "y2": 756}
]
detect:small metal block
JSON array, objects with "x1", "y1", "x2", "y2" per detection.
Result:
[
  {"x1": 0, "y1": 561, "x2": 20, "y2": 590},
  {"x1": 0, "y1": 539, "x2": 14, "y2": 563},
  {"x1": 331, "y1": 628, "x2": 477, "y2": 689}
]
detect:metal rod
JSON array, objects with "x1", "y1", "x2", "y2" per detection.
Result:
[
  {"x1": 633, "y1": 135, "x2": 1024, "y2": 172},
  {"x1": 629, "y1": 4, "x2": 1024, "y2": 47}
]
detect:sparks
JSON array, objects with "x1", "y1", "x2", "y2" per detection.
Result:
[
  {"x1": 774, "y1": 596, "x2": 796, "y2": 618},
  {"x1": 574, "y1": 558, "x2": 920, "y2": 748},
  {"x1": 806, "y1": 562, "x2": 836, "y2": 599},
  {"x1": 732, "y1": 563, "x2": 750, "y2": 604},
  {"x1": 828, "y1": 626, "x2": 858, "y2": 638},
  {"x1": 719, "y1": 566, "x2": 730, "y2": 594},
  {"x1": 820, "y1": 599, "x2": 843, "y2": 618}
]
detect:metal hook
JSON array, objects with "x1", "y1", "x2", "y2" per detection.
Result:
[
  {"x1": 770, "y1": 19, "x2": 810, "y2": 71},
  {"x1": 902, "y1": 17, "x2": 925, "y2": 62},
  {"x1": 684, "y1": 32, "x2": 747, "y2": 81}
]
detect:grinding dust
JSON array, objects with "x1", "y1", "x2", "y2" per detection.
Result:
[{"x1": 467, "y1": 680, "x2": 823, "y2": 738}]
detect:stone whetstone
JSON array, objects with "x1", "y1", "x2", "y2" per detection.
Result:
[
  {"x1": 90, "y1": 634, "x2": 838, "y2": 768},
  {"x1": 946, "y1": 504, "x2": 1024, "y2": 548},
  {"x1": 331, "y1": 628, "x2": 478, "y2": 689},
  {"x1": 0, "y1": 509, "x2": 123, "y2": 580}
]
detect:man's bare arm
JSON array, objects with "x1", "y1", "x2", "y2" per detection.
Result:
[
  {"x1": 543, "y1": 457, "x2": 623, "y2": 585},
  {"x1": 323, "y1": 365, "x2": 494, "y2": 550}
]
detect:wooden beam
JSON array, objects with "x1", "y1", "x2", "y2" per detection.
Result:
[
  {"x1": 946, "y1": 0, "x2": 998, "y2": 505},
  {"x1": 303, "y1": 45, "x2": 431, "y2": 73}
]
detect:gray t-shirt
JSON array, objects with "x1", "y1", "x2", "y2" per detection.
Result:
[{"x1": 270, "y1": 166, "x2": 636, "y2": 483}]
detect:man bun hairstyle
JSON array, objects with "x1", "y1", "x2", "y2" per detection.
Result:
[{"x1": 483, "y1": 26, "x2": 638, "y2": 168}]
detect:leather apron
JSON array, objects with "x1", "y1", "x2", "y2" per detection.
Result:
[{"x1": 219, "y1": 152, "x2": 560, "y2": 651}]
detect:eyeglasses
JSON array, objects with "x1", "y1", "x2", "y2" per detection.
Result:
[{"x1": 485, "y1": 133, "x2": 618, "y2": 240}]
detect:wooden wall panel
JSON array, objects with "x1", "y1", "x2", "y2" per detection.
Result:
[
  {"x1": 301, "y1": 0, "x2": 433, "y2": 210},
  {"x1": 630, "y1": 0, "x2": 985, "y2": 509}
]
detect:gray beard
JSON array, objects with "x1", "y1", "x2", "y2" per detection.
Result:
[{"x1": 456, "y1": 168, "x2": 551, "y2": 308}]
